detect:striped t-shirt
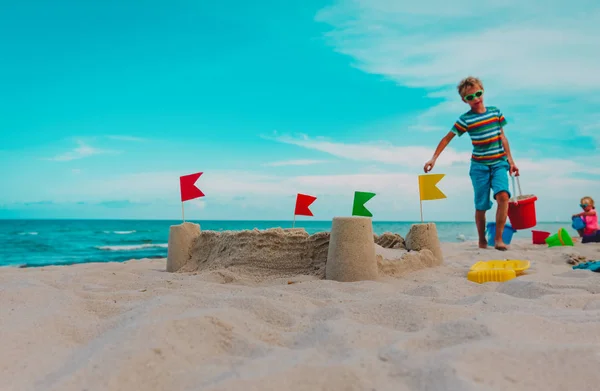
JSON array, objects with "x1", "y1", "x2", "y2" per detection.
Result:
[{"x1": 451, "y1": 106, "x2": 508, "y2": 165}]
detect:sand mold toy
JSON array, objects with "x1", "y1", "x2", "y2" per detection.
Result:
[
  {"x1": 572, "y1": 261, "x2": 600, "y2": 273},
  {"x1": 467, "y1": 259, "x2": 531, "y2": 284},
  {"x1": 545, "y1": 228, "x2": 574, "y2": 247},
  {"x1": 571, "y1": 216, "x2": 586, "y2": 231}
]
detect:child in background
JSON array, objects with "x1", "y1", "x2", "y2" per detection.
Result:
[{"x1": 573, "y1": 196, "x2": 599, "y2": 243}]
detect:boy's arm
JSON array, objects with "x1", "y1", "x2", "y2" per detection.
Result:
[
  {"x1": 424, "y1": 131, "x2": 455, "y2": 172},
  {"x1": 500, "y1": 128, "x2": 519, "y2": 176}
]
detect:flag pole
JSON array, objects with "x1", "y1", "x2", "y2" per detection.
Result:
[
  {"x1": 420, "y1": 199, "x2": 423, "y2": 223},
  {"x1": 292, "y1": 213, "x2": 296, "y2": 228},
  {"x1": 182, "y1": 202, "x2": 185, "y2": 223}
]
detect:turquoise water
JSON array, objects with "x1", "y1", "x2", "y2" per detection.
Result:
[{"x1": 0, "y1": 219, "x2": 574, "y2": 268}]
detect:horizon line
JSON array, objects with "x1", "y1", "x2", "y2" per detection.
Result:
[{"x1": 0, "y1": 218, "x2": 570, "y2": 224}]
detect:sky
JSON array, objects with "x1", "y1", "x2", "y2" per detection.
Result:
[{"x1": 1, "y1": 0, "x2": 599, "y2": 221}]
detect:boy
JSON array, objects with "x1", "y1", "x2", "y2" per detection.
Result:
[{"x1": 423, "y1": 76, "x2": 519, "y2": 251}]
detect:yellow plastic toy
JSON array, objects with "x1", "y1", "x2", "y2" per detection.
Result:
[{"x1": 467, "y1": 260, "x2": 530, "y2": 284}]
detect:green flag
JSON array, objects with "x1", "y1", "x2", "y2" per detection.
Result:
[{"x1": 352, "y1": 191, "x2": 376, "y2": 217}]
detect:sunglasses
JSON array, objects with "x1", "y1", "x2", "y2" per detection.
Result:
[
  {"x1": 580, "y1": 204, "x2": 589, "y2": 208},
  {"x1": 463, "y1": 90, "x2": 483, "y2": 101}
]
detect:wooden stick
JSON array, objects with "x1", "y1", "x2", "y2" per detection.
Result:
[
  {"x1": 292, "y1": 214, "x2": 296, "y2": 228},
  {"x1": 182, "y1": 202, "x2": 185, "y2": 223},
  {"x1": 420, "y1": 199, "x2": 423, "y2": 223}
]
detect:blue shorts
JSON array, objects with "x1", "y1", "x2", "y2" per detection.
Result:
[{"x1": 469, "y1": 160, "x2": 511, "y2": 211}]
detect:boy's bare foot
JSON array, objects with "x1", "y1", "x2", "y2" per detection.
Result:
[
  {"x1": 478, "y1": 239, "x2": 488, "y2": 249},
  {"x1": 494, "y1": 240, "x2": 508, "y2": 251}
]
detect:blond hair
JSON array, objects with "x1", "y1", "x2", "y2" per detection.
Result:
[
  {"x1": 457, "y1": 76, "x2": 484, "y2": 97},
  {"x1": 581, "y1": 196, "x2": 595, "y2": 208}
]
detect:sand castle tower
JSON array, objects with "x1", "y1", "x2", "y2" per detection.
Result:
[
  {"x1": 166, "y1": 222, "x2": 201, "y2": 272},
  {"x1": 325, "y1": 216, "x2": 379, "y2": 282},
  {"x1": 404, "y1": 223, "x2": 443, "y2": 263}
]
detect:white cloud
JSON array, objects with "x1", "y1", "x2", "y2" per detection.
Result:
[
  {"x1": 314, "y1": 0, "x2": 600, "y2": 146},
  {"x1": 71, "y1": 169, "x2": 82, "y2": 174},
  {"x1": 34, "y1": 148, "x2": 599, "y2": 221},
  {"x1": 35, "y1": 135, "x2": 590, "y2": 217},
  {"x1": 45, "y1": 141, "x2": 117, "y2": 162},
  {"x1": 264, "y1": 132, "x2": 470, "y2": 168},
  {"x1": 316, "y1": 0, "x2": 600, "y2": 90},
  {"x1": 30, "y1": 125, "x2": 598, "y2": 220},
  {"x1": 263, "y1": 134, "x2": 600, "y2": 189},
  {"x1": 262, "y1": 159, "x2": 329, "y2": 167}
]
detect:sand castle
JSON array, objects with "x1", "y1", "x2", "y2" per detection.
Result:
[
  {"x1": 325, "y1": 217, "x2": 378, "y2": 282},
  {"x1": 180, "y1": 227, "x2": 330, "y2": 278},
  {"x1": 166, "y1": 218, "x2": 444, "y2": 281},
  {"x1": 166, "y1": 222, "x2": 201, "y2": 272},
  {"x1": 404, "y1": 222, "x2": 444, "y2": 263}
]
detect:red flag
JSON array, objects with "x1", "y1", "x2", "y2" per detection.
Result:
[
  {"x1": 180, "y1": 172, "x2": 205, "y2": 202},
  {"x1": 294, "y1": 193, "x2": 317, "y2": 216}
]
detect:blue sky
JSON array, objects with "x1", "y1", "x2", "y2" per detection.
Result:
[{"x1": 1, "y1": 0, "x2": 599, "y2": 221}]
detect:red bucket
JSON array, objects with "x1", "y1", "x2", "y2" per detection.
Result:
[
  {"x1": 508, "y1": 195, "x2": 538, "y2": 229},
  {"x1": 507, "y1": 175, "x2": 538, "y2": 230},
  {"x1": 532, "y1": 230, "x2": 550, "y2": 244}
]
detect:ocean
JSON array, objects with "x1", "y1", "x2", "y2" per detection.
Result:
[{"x1": 0, "y1": 219, "x2": 574, "y2": 268}]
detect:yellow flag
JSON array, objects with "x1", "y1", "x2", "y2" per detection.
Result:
[{"x1": 419, "y1": 174, "x2": 446, "y2": 201}]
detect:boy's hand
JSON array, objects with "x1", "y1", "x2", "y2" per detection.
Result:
[
  {"x1": 509, "y1": 160, "x2": 519, "y2": 176},
  {"x1": 424, "y1": 159, "x2": 435, "y2": 173}
]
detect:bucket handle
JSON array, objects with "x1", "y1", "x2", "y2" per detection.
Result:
[{"x1": 510, "y1": 174, "x2": 522, "y2": 202}]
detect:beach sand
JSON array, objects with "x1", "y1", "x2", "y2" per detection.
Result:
[{"x1": 2, "y1": 240, "x2": 600, "y2": 390}]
